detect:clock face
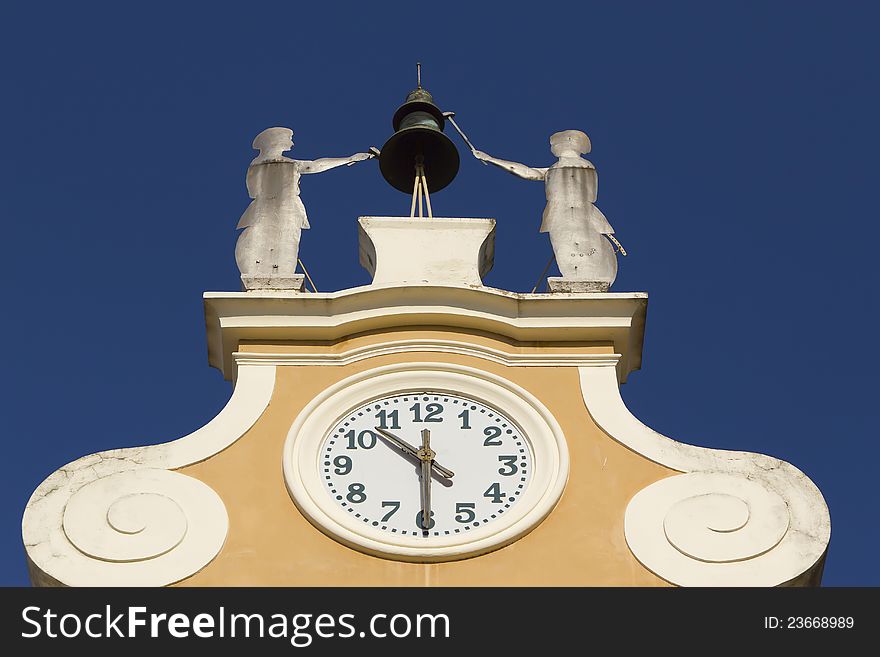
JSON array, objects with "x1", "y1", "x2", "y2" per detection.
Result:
[
  {"x1": 320, "y1": 392, "x2": 532, "y2": 538},
  {"x1": 284, "y1": 363, "x2": 568, "y2": 561}
]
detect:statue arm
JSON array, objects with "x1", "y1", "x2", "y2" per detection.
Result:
[
  {"x1": 297, "y1": 152, "x2": 374, "y2": 174},
  {"x1": 473, "y1": 150, "x2": 546, "y2": 181}
]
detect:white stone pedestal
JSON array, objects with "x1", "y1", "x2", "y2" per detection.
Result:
[
  {"x1": 240, "y1": 274, "x2": 305, "y2": 292},
  {"x1": 358, "y1": 217, "x2": 495, "y2": 286},
  {"x1": 547, "y1": 277, "x2": 610, "y2": 293}
]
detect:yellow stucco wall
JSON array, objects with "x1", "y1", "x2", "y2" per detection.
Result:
[{"x1": 175, "y1": 329, "x2": 674, "y2": 586}]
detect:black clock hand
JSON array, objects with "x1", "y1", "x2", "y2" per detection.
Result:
[
  {"x1": 418, "y1": 429, "x2": 433, "y2": 533},
  {"x1": 373, "y1": 427, "x2": 455, "y2": 478}
]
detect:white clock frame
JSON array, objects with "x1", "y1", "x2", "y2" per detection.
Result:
[{"x1": 283, "y1": 362, "x2": 569, "y2": 562}]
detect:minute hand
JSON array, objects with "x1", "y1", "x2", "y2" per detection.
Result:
[{"x1": 373, "y1": 427, "x2": 455, "y2": 479}]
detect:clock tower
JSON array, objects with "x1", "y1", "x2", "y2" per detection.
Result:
[{"x1": 22, "y1": 109, "x2": 830, "y2": 587}]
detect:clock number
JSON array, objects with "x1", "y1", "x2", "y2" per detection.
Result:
[
  {"x1": 483, "y1": 482, "x2": 505, "y2": 504},
  {"x1": 458, "y1": 409, "x2": 471, "y2": 429},
  {"x1": 416, "y1": 510, "x2": 436, "y2": 530},
  {"x1": 381, "y1": 501, "x2": 400, "y2": 522},
  {"x1": 346, "y1": 483, "x2": 367, "y2": 503},
  {"x1": 345, "y1": 429, "x2": 377, "y2": 450},
  {"x1": 483, "y1": 426, "x2": 503, "y2": 446},
  {"x1": 454, "y1": 502, "x2": 476, "y2": 523},
  {"x1": 497, "y1": 455, "x2": 518, "y2": 476},
  {"x1": 375, "y1": 409, "x2": 400, "y2": 430},
  {"x1": 410, "y1": 402, "x2": 444, "y2": 423},
  {"x1": 333, "y1": 455, "x2": 353, "y2": 476},
  {"x1": 424, "y1": 403, "x2": 444, "y2": 422}
]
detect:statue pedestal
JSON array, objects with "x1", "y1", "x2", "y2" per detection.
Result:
[
  {"x1": 240, "y1": 274, "x2": 305, "y2": 292},
  {"x1": 358, "y1": 216, "x2": 495, "y2": 286},
  {"x1": 547, "y1": 277, "x2": 610, "y2": 293}
]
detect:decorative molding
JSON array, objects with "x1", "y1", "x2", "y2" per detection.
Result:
[
  {"x1": 21, "y1": 362, "x2": 275, "y2": 586},
  {"x1": 204, "y1": 285, "x2": 647, "y2": 383},
  {"x1": 233, "y1": 340, "x2": 621, "y2": 370},
  {"x1": 283, "y1": 362, "x2": 569, "y2": 562},
  {"x1": 578, "y1": 362, "x2": 831, "y2": 587}
]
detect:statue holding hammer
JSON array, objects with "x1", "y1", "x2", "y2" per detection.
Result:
[{"x1": 452, "y1": 120, "x2": 624, "y2": 292}]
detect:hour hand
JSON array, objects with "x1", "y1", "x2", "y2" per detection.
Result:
[{"x1": 373, "y1": 427, "x2": 455, "y2": 479}]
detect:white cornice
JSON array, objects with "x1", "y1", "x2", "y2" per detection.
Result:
[
  {"x1": 578, "y1": 363, "x2": 831, "y2": 587},
  {"x1": 204, "y1": 284, "x2": 647, "y2": 383}
]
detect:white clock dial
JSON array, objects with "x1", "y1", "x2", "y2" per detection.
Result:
[
  {"x1": 284, "y1": 363, "x2": 568, "y2": 561},
  {"x1": 321, "y1": 392, "x2": 531, "y2": 538}
]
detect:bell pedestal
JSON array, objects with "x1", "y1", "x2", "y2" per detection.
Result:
[{"x1": 358, "y1": 216, "x2": 495, "y2": 287}]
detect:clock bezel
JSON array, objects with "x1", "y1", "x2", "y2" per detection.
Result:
[{"x1": 283, "y1": 362, "x2": 569, "y2": 562}]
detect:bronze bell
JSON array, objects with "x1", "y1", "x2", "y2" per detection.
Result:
[{"x1": 379, "y1": 86, "x2": 460, "y2": 193}]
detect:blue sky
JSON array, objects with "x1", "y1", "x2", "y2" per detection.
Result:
[{"x1": 2, "y1": 2, "x2": 877, "y2": 585}]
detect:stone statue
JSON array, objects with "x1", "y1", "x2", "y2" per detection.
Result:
[
  {"x1": 236, "y1": 127, "x2": 375, "y2": 290},
  {"x1": 473, "y1": 130, "x2": 624, "y2": 292}
]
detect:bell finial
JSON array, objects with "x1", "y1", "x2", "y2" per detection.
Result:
[{"x1": 417, "y1": 62, "x2": 421, "y2": 89}]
